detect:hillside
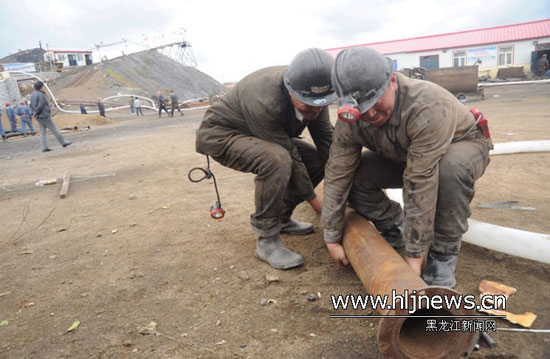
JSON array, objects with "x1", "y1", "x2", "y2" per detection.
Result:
[
  {"x1": 0, "y1": 48, "x2": 45, "y2": 63},
  {"x1": 50, "y1": 50, "x2": 226, "y2": 103}
]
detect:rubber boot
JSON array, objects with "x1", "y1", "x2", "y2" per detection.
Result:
[
  {"x1": 280, "y1": 218, "x2": 314, "y2": 235},
  {"x1": 422, "y1": 251, "x2": 458, "y2": 288},
  {"x1": 255, "y1": 234, "x2": 304, "y2": 270}
]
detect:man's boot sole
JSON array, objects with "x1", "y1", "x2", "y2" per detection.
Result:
[
  {"x1": 280, "y1": 227, "x2": 314, "y2": 235},
  {"x1": 422, "y1": 278, "x2": 457, "y2": 289},
  {"x1": 255, "y1": 253, "x2": 303, "y2": 270}
]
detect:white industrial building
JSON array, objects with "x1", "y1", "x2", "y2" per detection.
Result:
[
  {"x1": 44, "y1": 49, "x2": 93, "y2": 67},
  {"x1": 327, "y1": 19, "x2": 550, "y2": 79}
]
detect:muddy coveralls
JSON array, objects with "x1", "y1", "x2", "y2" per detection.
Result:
[
  {"x1": 196, "y1": 66, "x2": 333, "y2": 237},
  {"x1": 97, "y1": 102, "x2": 106, "y2": 117},
  {"x1": 322, "y1": 73, "x2": 492, "y2": 282},
  {"x1": 158, "y1": 95, "x2": 170, "y2": 118},
  {"x1": 170, "y1": 94, "x2": 184, "y2": 117}
]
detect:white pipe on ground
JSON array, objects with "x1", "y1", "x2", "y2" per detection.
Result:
[
  {"x1": 482, "y1": 79, "x2": 550, "y2": 87},
  {"x1": 385, "y1": 189, "x2": 550, "y2": 264},
  {"x1": 384, "y1": 140, "x2": 550, "y2": 264},
  {"x1": 463, "y1": 220, "x2": 550, "y2": 264},
  {"x1": 490, "y1": 140, "x2": 550, "y2": 155}
]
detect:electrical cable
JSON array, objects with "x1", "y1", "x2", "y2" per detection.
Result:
[
  {"x1": 452, "y1": 114, "x2": 482, "y2": 143},
  {"x1": 310, "y1": 244, "x2": 334, "y2": 265},
  {"x1": 188, "y1": 156, "x2": 225, "y2": 219}
]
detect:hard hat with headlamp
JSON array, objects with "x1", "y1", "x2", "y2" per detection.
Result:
[
  {"x1": 332, "y1": 47, "x2": 394, "y2": 122},
  {"x1": 284, "y1": 48, "x2": 338, "y2": 107}
]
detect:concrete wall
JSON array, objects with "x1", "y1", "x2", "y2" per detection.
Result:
[
  {"x1": 388, "y1": 37, "x2": 550, "y2": 78},
  {"x1": 0, "y1": 73, "x2": 23, "y2": 131},
  {"x1": 0, "y1": 73, "x2": 22, "y2": 105}
]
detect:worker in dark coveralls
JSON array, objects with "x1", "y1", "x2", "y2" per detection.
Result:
[
  {"x1": 169, "y1": 90, "x2": 184, "y2": 117},
  {"x1": 157, "y1": 91, "x2": 170, "y2": 118},
  {"x1": 196, "y1": 48, "x2": 336, "y2": 270},
  {"x1": 322, "y1": 47, "x2": 492, "y2": 287},
  {"x1": 536, "y1": 54, "x2": 549, "y2": 79},
  {"x1": 96, "y1": 98, "x2": 106, "y2": 117}
]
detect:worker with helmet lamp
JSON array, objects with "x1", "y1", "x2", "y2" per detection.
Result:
[
  {"x1": 322, "y1": 47, "x2": 492, "y2": 287},
  {"x1": 196, "y1": 48, "x2": 336, "y2": 270}
]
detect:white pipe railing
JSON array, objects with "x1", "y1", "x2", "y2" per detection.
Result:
[{"x1": 7, "y1": 71, "x2": 211, "y2": 114}]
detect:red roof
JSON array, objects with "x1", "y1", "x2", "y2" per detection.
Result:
[
  {"x1": 326, "y1": 19, "x2": 550, "y2": 56},
  {"x1": 49, "y1": 49, "x2": 92, "y2": 54}
]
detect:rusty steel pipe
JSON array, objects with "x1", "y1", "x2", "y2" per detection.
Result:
[{"x1": 342, "y1": 210, "x2": 479, "y2": 358}]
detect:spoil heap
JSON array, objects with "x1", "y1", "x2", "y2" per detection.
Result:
[
  {"x1": 0, "y1": 48, "x2": 45, "y2": 63},
  {"x1": 50, "y1": 50, "x2": 226, "y2": 103}
]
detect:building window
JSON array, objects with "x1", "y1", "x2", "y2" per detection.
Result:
[
  {"x1": 453, "y1": 51, "x2": 466, "y2": 67},
  {"x1": 77, "y1": 54, "x2": 83, "y2": 61},
  {"x1": 498, "y1": 46, "x2": 513, "y2": 65},
  {"x1": 57, "y1": 54, "x2": 65, "y2": 61},
  {"x1": 420, "y1": 55, "x2": 439, "y2": 69}
]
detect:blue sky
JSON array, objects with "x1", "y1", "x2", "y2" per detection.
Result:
[{"x1": 0, "y1": 0, "x2": 548, "y2": 82}]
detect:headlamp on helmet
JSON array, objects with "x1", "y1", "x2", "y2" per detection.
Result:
[{"x1": 336, "y1": 93, "x2": 360, "y2": 122}]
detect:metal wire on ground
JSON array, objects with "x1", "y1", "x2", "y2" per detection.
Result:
[{"x1": 310, "y1": 244, "x2": 334, "y2": 264}]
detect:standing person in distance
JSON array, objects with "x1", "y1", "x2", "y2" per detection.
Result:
[
  {"x1": 169, "y1": 90, "x2": 184, "y2": 117},
  {"x1": 16, "y1": 100, "x2": 35, "y2": 135},
  {"x1": 157, "y1": 91, "x2": 170, "y2": 118},
  {"x1": 30, "y1": 81, "x2": 72, "y2": 152},
  {"x1": 134, "y1": 97, "x2": 144, "y2": 116},
  {"x1": 129, "y1": 96, "x2": 135, "y2": 114},
  {"x1": 96, "y1": 98, "x2": 106, "y2": 117}
]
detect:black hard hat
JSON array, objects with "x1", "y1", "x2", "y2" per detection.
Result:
[
  {"x1": 284, "y1": 48, "x2": 337, "y2": 107},
  {"x1": 332, "y1": 47, "x2": 393, "y2": 114}
]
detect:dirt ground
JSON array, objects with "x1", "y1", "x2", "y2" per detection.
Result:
[
  {"x1": 1, "y1": 114, "x2": 113, "y2": 134},
  {"x1": 0, "y1": 83, "x2": 549, "y2": 359}
]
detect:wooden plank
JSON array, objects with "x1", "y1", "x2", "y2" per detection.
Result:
[{"x1": 60, "y1": 171, "x2": 70, "y2": 199}]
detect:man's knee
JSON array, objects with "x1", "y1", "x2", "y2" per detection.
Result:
[
  {"x1": 438, "y1": 154, "x2": 474, "y2": 193},
  {"x1": 439, "y1": 140, "x2": 489, "y2": 190},
  {"x1": 437, "y1": 164, "x2": 474, "y2": 220},
  {"x1": 259, "y1": 149, "x2": 292, "y2": 179}
]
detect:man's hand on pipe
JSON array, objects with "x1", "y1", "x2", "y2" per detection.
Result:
[
  {"x1": 327, "y1": 242, "x2": 349, "y2": 266},
  {"x1": 403, "y1": 256, "x2": 422, "y2": 276},
  {"x1": 308, "y1": 196, "x2": 322, "y2": 215}
]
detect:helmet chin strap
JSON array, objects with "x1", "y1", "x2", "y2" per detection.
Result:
[{"x1": 294, "y1": 107, "x2": 305, "y2": 122}]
